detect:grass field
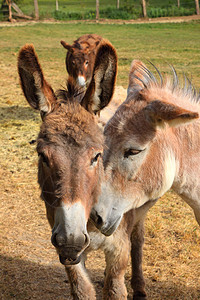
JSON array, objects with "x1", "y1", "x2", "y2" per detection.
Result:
[{"x1": 0, "y1": 21, "x2": 200, "y2": 299}]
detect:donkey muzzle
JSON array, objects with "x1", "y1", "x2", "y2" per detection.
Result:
[{"x1": 51, "y1": 231, "x2": 90, "y2": 265}]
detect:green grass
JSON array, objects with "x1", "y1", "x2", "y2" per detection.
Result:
[{"x1": 0, "y1": 21, "x2": 200, "y2": 87}]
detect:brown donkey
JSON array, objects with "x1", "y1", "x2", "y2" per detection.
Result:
[
  {"x1": 18, "y1": 43, "x2": 152, "y2": 299},
  {"x1": 91, "y1": 60, "x2": 200, "y2": 298},
  {"x1": 61, "y1": 34, "x2": 102, "y2": 89}
]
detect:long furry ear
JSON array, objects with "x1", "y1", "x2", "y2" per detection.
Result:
[
  {"x1": 18, "y1": 44, "x2": 56, "y2": 118},
  {"x1": 60, "y1": 40, "x2": 73, "y2": 52},
  {"x1": 144, "y1": 100, "x2": 199, "y2": 128},
  {"x1": 81, "y1": 40, "x2": 117, "y2": 114}
]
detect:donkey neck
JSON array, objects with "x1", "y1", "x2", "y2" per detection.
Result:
[{"x1": 171, "y1": 121, "x2": 200, "y2": 202}]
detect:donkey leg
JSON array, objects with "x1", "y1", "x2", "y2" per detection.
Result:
[
  {"x1": 130, "y1": 200, "x2": 157, "y2": 299},
  {"x1": 131, "y1": 219, "x2": 146, "y2": 300},
  {"x1": 103, "y1": 235, "x2": 130, "y2": 300},
  {"x1": 65, "y1": 256, "x2": 96, "y2": 300},
  {"x1": 103, "y1": 211, "x2": 134, "y2": 300}
]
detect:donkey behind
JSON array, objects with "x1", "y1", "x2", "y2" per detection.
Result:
[
  {"x1": 61, "y1": 34, "x2": 102, "y2": 89},
  {"x1": 91, "y1": 60, "x2": 200, "y2": 297},
  {"x1": 18, "y1": 42, "x2": 154, "y2": 299}
]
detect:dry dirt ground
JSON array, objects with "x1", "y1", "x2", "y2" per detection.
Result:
[{"x1": 0, "y1": 16, "x2": 200, "y2": 300}]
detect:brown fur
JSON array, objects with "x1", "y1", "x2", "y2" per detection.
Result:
[
  {"x1": 61, "y1": 34, "x2": 103, "y2": 88},
  {"x1": 18, "y1": 42, "x2": 143, "y2": 300}
]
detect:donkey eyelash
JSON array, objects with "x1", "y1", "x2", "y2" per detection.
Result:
[{"x1": 124, "y1": 149, "x2": 144, "y2": 159}]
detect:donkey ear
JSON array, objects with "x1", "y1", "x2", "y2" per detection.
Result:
[
  {"x1": 18, "y1": 44, "x2": 56, "y2": 118},
  {"x1": 60, "y1": 40, "x2": 73, "y2": 52},
  {"x1": 128, "y1": 60, "x2": 150, "y2": 95},
  {"x1": 144, "y1": 100, "x2": 199, "y2": 128},
  {"x1": 80, "y1": 40, "x2": 117, "y2": 114}
]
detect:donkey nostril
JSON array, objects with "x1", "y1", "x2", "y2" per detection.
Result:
[
  {"x1": 90, "y1": 209, "x2": 104, "y2": 228},
  {"x1": 96, "y1": 214, "x2": 103, "y2": 227}
]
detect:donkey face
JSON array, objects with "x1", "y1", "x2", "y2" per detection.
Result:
[
  {"x1": 18, "y1": 42, "x2": 117, "y2": 264},
  {"x1": 61, "y1": 34, "x2": 102, "y2": 88},
  {"x1": 91, "y1": 60, "x2": 199, "y2": 236},
  {"x1": 66, "y1": 48, "x2": 93, "y2": 88}
]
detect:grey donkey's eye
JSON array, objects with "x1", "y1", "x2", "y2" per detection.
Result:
[
  {"x1": 124, "y1": 149, "x2": 143, "y2": 159},
  {"x1": 91, "y1": 153, "x2": 101, "y2": 165}
]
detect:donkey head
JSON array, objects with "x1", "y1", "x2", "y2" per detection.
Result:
[
  {"x1": 91, "y1": 60, "x2": 199, "y2": 236},
  {"x1": 61, "y1": 35, "x2": 102, "y2": 89},
  {"x1": 18, "y1": 41, "x2": 117, "y2": 264}
]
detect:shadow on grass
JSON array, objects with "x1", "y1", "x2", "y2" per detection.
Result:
[
  {"x1": 0, "y1": 105, "x2": 39, "y2": 122},
  {"x1": 1, "y1": 254, "x2": 199, "y2": 300}
]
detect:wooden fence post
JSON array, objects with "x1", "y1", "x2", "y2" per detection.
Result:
[
  {"x1": 34, "y1": 0, "x2": 39, "y2": 20},
  {"x1": 56, "y1": 0, "x2": 59, "y2": 11},
  {"x1": 195, "y1": 0, "x2": 199, "y2": 15},
  {"x1": 141, "y1": 0, "x2": 147, "y2": 18},
  {"x1": 6, "y1": 0, "x2": 13, "y2": 22},
  {"x1": 96, "y1": 0, "x2": 99, "y2": 21}
]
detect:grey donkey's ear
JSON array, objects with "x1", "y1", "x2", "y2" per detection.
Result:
[
  {"x1": 18, "y1": 44, "x2": 56, "y2": 118},
  {"x1": 80, "y1": 40, "x2": 117, "y2": 115}
]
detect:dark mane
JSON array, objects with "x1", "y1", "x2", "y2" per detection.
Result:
[
  {"x1": 73, "y1": 41, "x2": 83, "y2": 50},
  {"x1": 56, "y1": 77, "x2": 85, "y2": 105}
]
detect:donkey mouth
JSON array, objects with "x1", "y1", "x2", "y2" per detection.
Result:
[
  {"x1": 101, "y1": 215, "x2": 122, "y2": 236},
  {"x1": 59, "y1": 254, "x2": 81, "y2": 265}
]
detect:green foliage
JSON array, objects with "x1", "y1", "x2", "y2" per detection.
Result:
[
  {"x1": 147, "y1": 5, "x2": 196, "y2": 18},
  {"x1": 99, "y1": 7, "x2": 136, "y2": 20},
  {"x1": 53, "y1": 5, "x2": 142, "y2": 21},
  {"x1": 53, "y1": 10, "x2": 84, "y2": 20},
  {"x1": 0, "y1": 0, "x2": 197, "y2": 21}
]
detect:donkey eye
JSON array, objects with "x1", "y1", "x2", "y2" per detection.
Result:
[
  {"x1": 124, "y1": 149, "x2": 143, "y2": 158},
  {"x1": 38, "y1": 152, "x2": 49, "y2": 167},
  {"x1": 85, "y1": 60, "x2": 89, "y2": 66},
  {"x1": 91, "y1": 152, "x2": 101, "y2": 165}
]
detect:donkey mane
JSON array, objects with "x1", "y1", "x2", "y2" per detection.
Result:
[
  {"x1": 73, "y1": 41, "x2": 83, "y2": 50},
  {"x1": 135, "y1": 63, "x2": 200, "y2": 108},
  {"x1": 56, "y1": 77, "x2": 85, "y2": 105}
]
